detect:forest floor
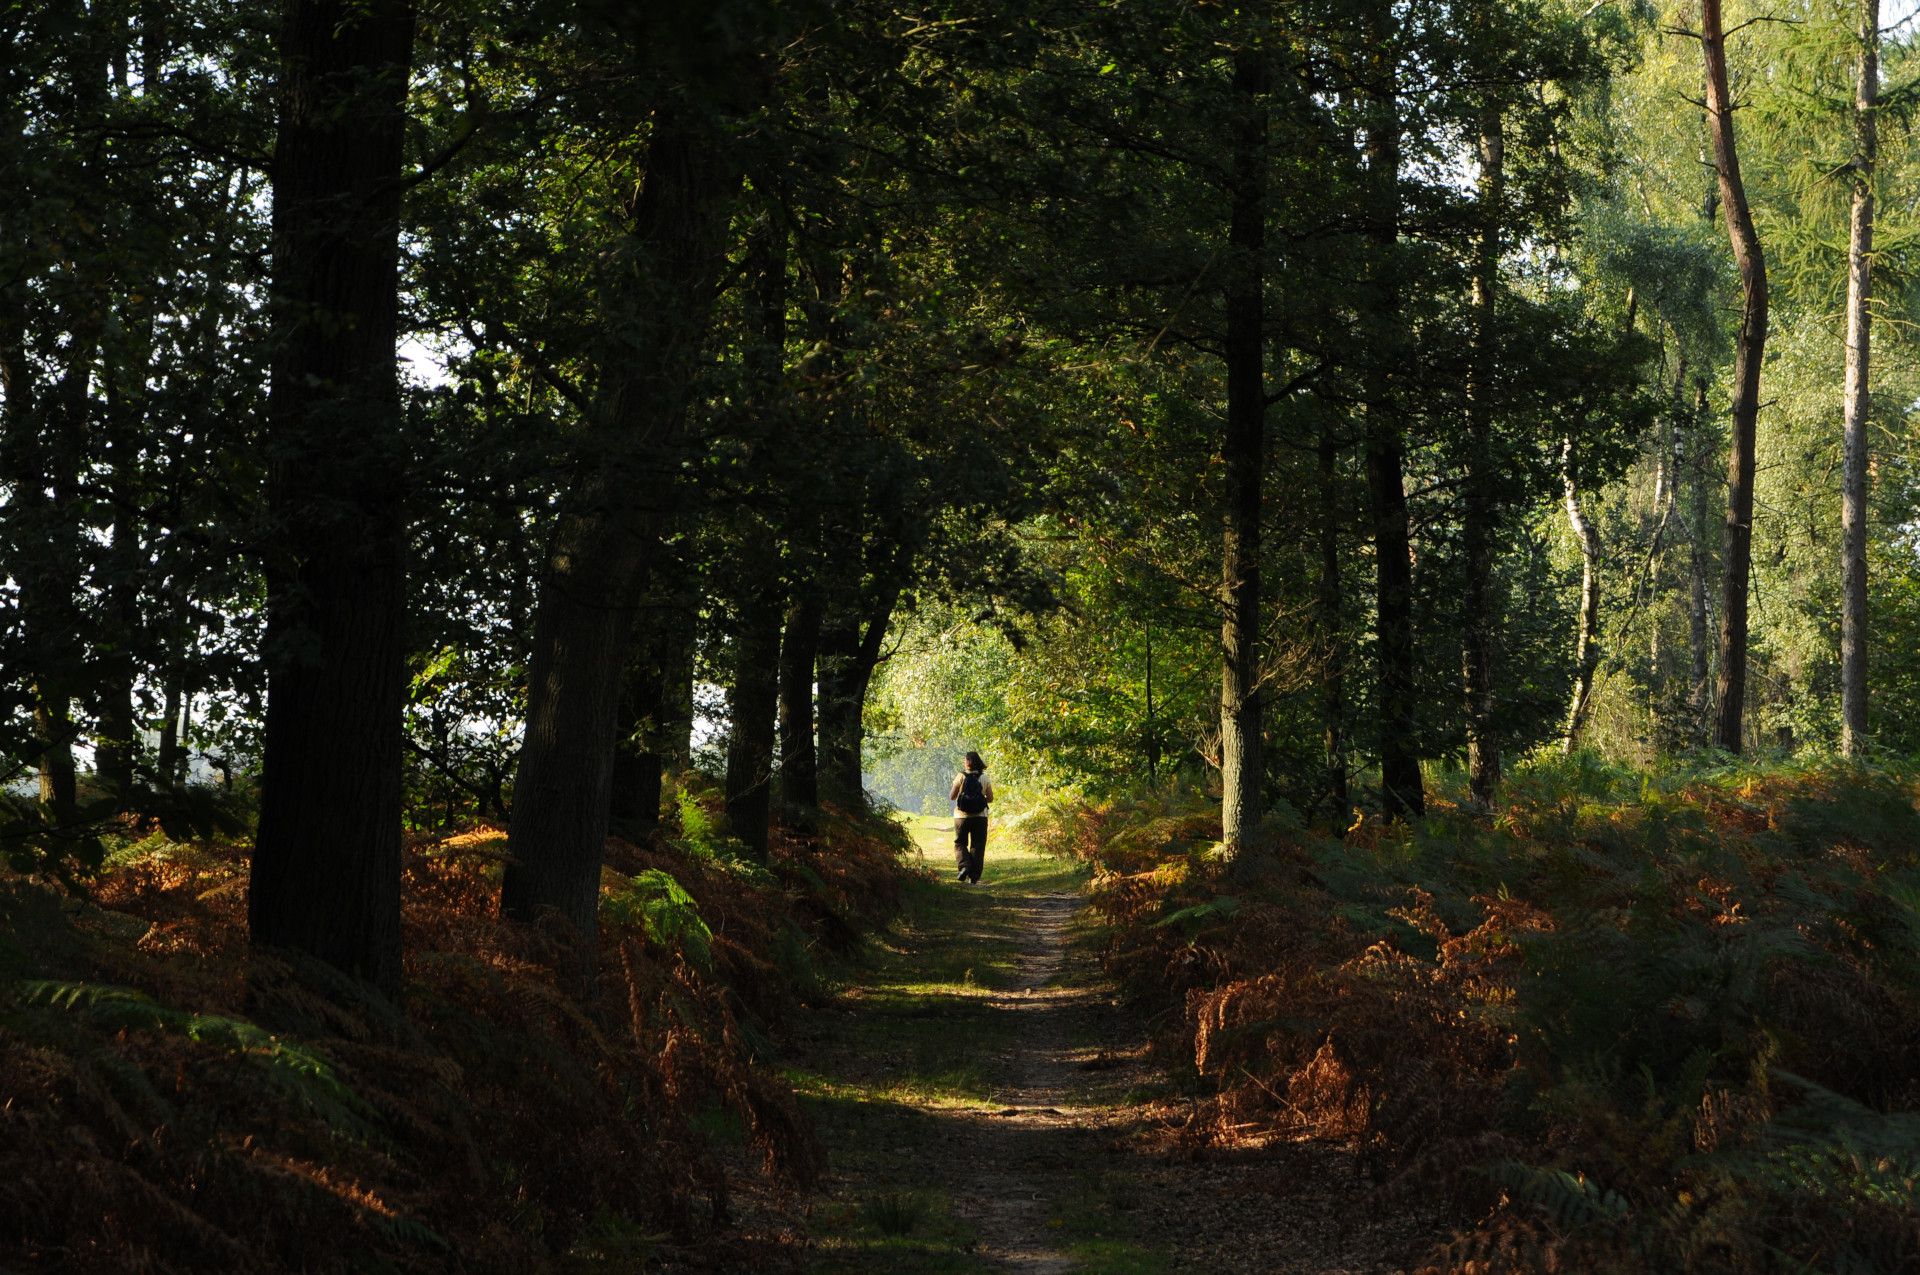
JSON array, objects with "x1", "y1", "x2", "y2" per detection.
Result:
[{"x1": 778, "y1": 815, "x2": 1446, "y2": 1273}]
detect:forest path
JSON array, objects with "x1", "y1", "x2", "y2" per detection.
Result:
[{"x1": 788, "y1": 816, "x2": 1440, "y2": 1273}]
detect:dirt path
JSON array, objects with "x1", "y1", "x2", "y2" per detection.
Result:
[
  {"x1": 947, "y1": 886, "x2": 1095, "y2": 1271},
  {"x1": 788, "y1": 820, "x2": 1442, "y2": 1273}
]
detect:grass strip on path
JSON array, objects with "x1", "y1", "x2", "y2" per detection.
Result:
[{"x1": 792, "y1": 814, "x2": 1170, "y2": 1273}]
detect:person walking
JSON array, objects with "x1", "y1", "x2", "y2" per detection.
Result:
[{"x1": 949, "y1": 751, "x2": 993, "y2": 884}]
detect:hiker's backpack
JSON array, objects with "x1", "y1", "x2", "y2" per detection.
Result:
[{"x1": 956, "y1": 770, "x2": 988, "y2": 815}]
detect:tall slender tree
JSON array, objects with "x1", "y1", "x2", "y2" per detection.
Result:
[
  {"x1": 1218, "y1": 49, "x2": 1268, "y2": 856},
  {"x1": 1700, "y1": 0, "x2": 1770, "y2": 754},
  {"x1": 1361, "y1": 3, "x2": 1425, "y2": 818},
  {"x1": 1840, "y1": 0, "x2": 1879, "y2": 756}
]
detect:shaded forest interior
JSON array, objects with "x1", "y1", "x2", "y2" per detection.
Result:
[{"x1": 7, "y1": 0, "x2": 1920, "y2": 1270}]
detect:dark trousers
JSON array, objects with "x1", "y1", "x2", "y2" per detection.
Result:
[{"x1": 953, "y1": 815, "x2": 987, "y2": 882}]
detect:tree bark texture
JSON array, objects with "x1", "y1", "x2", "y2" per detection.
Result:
[
  {"x1": 1361, "y1": 19, "x2": 1425, "y2": 819},
  {"x1": 1316, "y1": 422, "x2": 1349, "y2": 825},
  {"x1": 500, "y1": 110, "x2": 740, "y2": 945},
  {"x1": 1562, "y1": 440, "x2": 1603, "y2": 753},
  {"x1": 1461, "y1": 106, "x2": 1504, "y2": 806},
  {"x1": 723, "y1": 216, "x2": 789, "y2": 860},
  {"x1": 248, "y1": 0, "x2": 415, "y2": 994},
  {"x1": 778, "y1": 596, "x2": 822, "y2": 811},
  {"x1": 816, "y1": 582, "x2": 900, "y2": 810},
  {"x1": 724, "y1": 592, "x2": 783, "y2": 859},
  {"x1": 1702, "y1": 0, "x2": 1770, "y2": 754},
  {"x1": 1218, "y1": 50, "x2": 1267, "y2": 855},
  {"x1": 1841, "y1": 0, "x2": 1878, "y2": 756}
]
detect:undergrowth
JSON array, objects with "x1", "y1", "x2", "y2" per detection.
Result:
[
  {"x1": 1028, "y1": 759, "x2": 1920, "y2": 1272},
  {"x1": 0, "y1": 778, "x2": 913, "y2": 1272}
]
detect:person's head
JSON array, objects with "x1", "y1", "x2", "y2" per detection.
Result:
[{"x1": 964, "y1": 750, "x2": 985, "y2": 773}]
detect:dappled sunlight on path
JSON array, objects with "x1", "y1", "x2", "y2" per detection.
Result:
[{"x1": 792, "y1": 817, "x2": 1440, "y2": 1273}]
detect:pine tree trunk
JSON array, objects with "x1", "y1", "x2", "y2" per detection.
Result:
[
  {"x1": 1360, "y1": 19, "x2": 1425, "y2": 819},
  {"x1": 1840, "y1": 0, "x2": 1878, "y2": 756},
  {"x1": 1702, "y1": 0, "x2": 1770, "y2": 754},
  {"x1": 248, "y1": 0, "x2": 415, "y2": 995},
  {"x1": 500, "y1": 111, "x2": 740, "y2": 947},
  {"x1": 1461, "y1": 106, "x2": 1504, "y2": 806},
  {"x1": 1218, "y1": 50, "x2": 1267, "y2": 856},
  {"x1": 1317, "y1": 423, "x2": 1349, "y2": 825}
]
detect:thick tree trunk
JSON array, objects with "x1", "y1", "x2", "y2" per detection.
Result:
[
  {"x1": 248, "y1": 0, "x2": 415, "y2": 994},
  {"x1": 1562, "y1": 439, "x2": 1603, "y2": 753},
  {"x1": 778, "y1": 596, "x2": 822, "y2": 811},
  {"x1": 1218, "y1": 51, "x2": 1267, "y2": 855},
  {"x1": 722, "y1": 216, "x2": 789, "y2": 860},
  {"x1": 1702, "y1": 0, "x2": 1770, "y2": 754},
  {"x1": 1360, "y1": 25, "x2": 1424, "y2": 819},
  {"x1": 501, "y1": 113, "x2": 739, "y2": 946},
  {"x1": 1461, "y1": 106, "x2": 1504, "y2": 806},
  {"x1": 1840, "y1": 0, "x2": 1878, "y2": 756},
  {"x1": 95, "y1": 350, "x2": 150, "y2": 804},
  {"x1": 816, "y1": 610, "x2": 864, "y2": 808},
  {"x1": 816, "y1": 583, "x2": 900, "y2": 810},
  {"x1": 1316, "y1": 423, "x2": 1349, "y2": 825}
]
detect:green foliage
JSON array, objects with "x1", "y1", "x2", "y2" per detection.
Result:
[
  {"x1": 16, "y1": 979, "x2": 383, "y2": 1141},
  {"x1": 861, "y1": 1190, "x2": 939, "y2": 1236},
  {"x1": 603, "y1": 869, "x2": 715, "y2": 973},
  {"x1": 1066, "y1": 760, "x2": 1920, "y2": 1270}
]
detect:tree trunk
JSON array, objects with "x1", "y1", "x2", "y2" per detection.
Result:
[
  {"x1": 1562, "y1": 439, "x2": 1603, "y2": 753},
  {"x1": 248, "y1": 0, "x2": 415, "y2": 995},
  {"x1": 722, "y1": 215, "x2": 789, "y2": 860},
  {"x1": 779, "y1": 596, "x2": 822, "y2": 811},
  {"x1": 1702, "y1": 0, "x2": 1770, "y2": 754},
  {"x1": 1686, "y1": 378, "x2": 1713, "y2": 744},
  {"x1": 1840, "y1": 0, "x2": 1878, "y2": 756},
  {"x1": 157, "y1": 673, "x2": 184, "y2": 783},
  {"x1": 724, "y1": 592, "x2": 783, "y2": 858},
  {"x1": 608, "y1": 622, "x2": 670, "y2": 839},
  {"x1": 1360, "y1": 20, "x2": 1424, "y2": 819},
  {"x1": 816, "y1": 582, "x2": 901, "y2": 810},
  {"x1": 500, "y1": 111, "x2": 740, "y2": 946},
  {"x1": 659, "y1": 607, "x2": 696, "y2": 777},
  {"x1": 95, "y1": 341, "x2": 151, "y2": 805},
  {"x1": 1317, "y1": 422, "x2": 1349, "y2": 825},
  {"x1": 816, "y1": 610, "x2": 864, "y2": 808},
  {"x1": 1461, "y1": 105, "x2": 1504, "y2": 806},
  {"x1": 1218, "y1": 50, "x2": 1267, "y2": 855}
]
